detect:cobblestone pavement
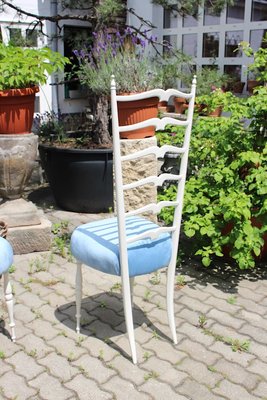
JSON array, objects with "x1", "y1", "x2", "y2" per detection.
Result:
[{"x1": 1, "y1": 191, "x2": 267, "y2": 400}]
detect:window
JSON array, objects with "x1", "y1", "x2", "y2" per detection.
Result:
[
  {"x1": 182, "y1": 34, "x2": 197, "y2": 57},
  {"x1": 225, "y1": 31, "x2": 243, "y2": 57},
  {"x1": 163, "y1": 35, "x2": 177, "y2": 52},
  {"x1": 204, "y1": 0, "x2": 220, "y2": 25},
  {"x1": 26, "y1": 29, "x2": 38, "y2": 47},
  {"x1": 226, "y1": 0, "x2": 245, "y2": 24},
  {"x1": 203, "y1": 32, "x2": 219, "y2": 57},
  {"x1": 182, "y1": 4, "x2": 198, "y2": 27},
  {"x1": 163, "y1": 8, "x2": 177, "y2": 28},
  {"x1": 63, "y1": 26, "x2": 92, "y2": 98},
  {"x1": 251, "y1": 0, "x2": 267, "y2": 21},
  {"x1": 8, "y1": 28, "x2": 23, "y2": 46},
  {"x1": 250, "y1": 29, "x2": 267, "y2": 50},
  {"x1": 224, "y1": 65, "x2": 242, "y2": 80}
]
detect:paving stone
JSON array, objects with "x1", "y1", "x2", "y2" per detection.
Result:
[
  {"x1": 237, "y1": 309, "x2": 267, "y2": 330},
  {"x1": 207, "y1": 308, "x2": 245, "y2": 330},
  {"x1": 213, "y1": 379, "x2": 262, "y2": 400},
  {"x1": 238, "y1": 287, "x2": 265, "y2": 303},
  {"x1": 178, "y1": 321, "x2": 215, "y2": 347},
  {"x1": 103, "y1": 376, "x2": 151, "y2": 400},
  {"x1": 0, "y1": 371, "x2": 37, "y2": 399},
  {"x1": 7, "y1": 351, "x2": 45, "y2": 380},
  {"x1": 108, "y1": 355, "x2": 149, "y2": 385},
  {"x1": 30, "y1": 319, "x2": 59, "y2": 341},
  {"x1": 209, "y1": 341, "x2": 256, "y2": 367},
  {"x1": 0, "y1": 359, "x2": 12, "y2": 375},
  {"x1": 15, "y1": 302, "x2": 36, "y2": 323},
  {"x1": 141, "y1": 379, "x2": 188, "y2": 400},
  {"x1": 239, "y1": 324, "x2": 267, "y2": 344},
  {"x1": 237, "y1": 297, "x2": 267, "y2": 315},
  {"x1": 143, "y1": 337, "x2": 187, "y2": 364},
  {"x1": 178, "y1": 378, "x2": 223, "y2": 400},
  {"x1": 19, "y1": 333, "x2": 54, "y2": 359},
  {"x1": 65, "y1": 374, "x2": 113, "y2": 400},
  {"x1": 249, "y1": 341, "x2": 267, "y2": 362},
  {"x1": 81, "y1": 336, "x2": 120, "y2": 361},
  {"x1": 180, "y1": 339, "x2": 221, "y2": 365},
  {"x1": 19, "y1": 290, "x2": 48, "y2": 309},
  {"x1": 38, "y1": 352, "x2": 79, "y2": 382},
  {"x1": 247, "y1": 359, "x2": 267, "y2": 380},
  {"x1": 214, "y1": 358, "x2": 261, "y2": 391},
  {"x1": 252, "y1": 381, "x2": 267, "y2": 398},
  {"x1": 29, "y1": 373, "x2": 74, "y2": 399},
  {"x1": 179, "y1": 294, "x2": 212, "y2": 314},
  {"x1": 47, "y1": 335, "x2": 87, "y2": 360},
  {"x1": 177, "y1": 357, "x2": 222, "y2": 388},
  {"x1": 72, "y1": 353, "x2": 116, "y2": 384}
]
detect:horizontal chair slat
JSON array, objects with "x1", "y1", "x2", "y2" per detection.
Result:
[
  {"x1": 126, "y1": 226, "x2": 176, "y2": 244},
  {"x1": 123, "y1": 173, "x2": 182, "y2": 190},
  {"x1": 121, "y1": 145, "x2": 185, "y2": 162},
  {"x1": 119, "y1": 117, "x2": 188, "y2": 133},
  {"x1": 126, "y1": 201, "x2": 179, "y2": 216}
]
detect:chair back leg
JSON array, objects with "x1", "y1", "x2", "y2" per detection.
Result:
[
  {"x1": 3, "y1": 272, "x2": 16, "y2": 342},
  {"x1": 75, "y1": 262, "x2": 82, "y2": 334},
  {"x1": 166, "y1": 260, "x2": 178, "y2": 344},
  {"x1": 122, "y1": 278, "x2": 137, "y2": 364}
]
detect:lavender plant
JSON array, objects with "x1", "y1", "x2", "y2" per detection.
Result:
[{"x1": 75, "y1": 28, "x2": 163, "y2": 95}]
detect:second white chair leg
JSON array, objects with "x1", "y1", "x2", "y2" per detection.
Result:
[
  {"x1": 166, "y1": 264, "x2": 177, "y2": 344},
  {"x1": 75, "y1": 262, "x2": 82, "y2": 334},
  {"x1": 3, "y1": 272, "x2": 16, "y2": 342},
  {"x1": 122, "y1": 278, "x2": 137, "y2": 364},
  {"x1": 130, "y1": 277, "x2": 135, "y2": 307}
]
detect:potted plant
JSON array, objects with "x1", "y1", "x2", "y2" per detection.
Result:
[
  {"x1": 182, "y1": 67, "x2": 229, "y2": 116},
  {"x1": 0, "y1": 44, "x2": 68, "y2": 134},
  {"x1": 75, "y1": 28, "x2": 164, "y2": 140},
  {"x1": 0, "y1": 44, "x2": 68, "y2": 200},
  {"x1": 36, "y1": 112, "x2": 113, "y2": 213}
]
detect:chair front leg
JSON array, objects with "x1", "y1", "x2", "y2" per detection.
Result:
[
  {"x1": 75, "y1": 262, "x2": 82, "y2": 334},
  {"x1": 3, "y1": 272, "x2": 16, "y2": 342},
  {"x1": 166, "y1": 261, "x2": 177, "y2": 345}
]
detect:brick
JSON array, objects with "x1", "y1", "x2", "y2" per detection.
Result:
[
  {"x1": 65, "y1": 374, "x2": 113, "y2": 400},
  {"x1": 214, "y1": 358, "x2": 261, "y2": 391},
  {"x1": 177, "y1": 357, "x2": 222, "y2": 388},
  {"x1": 180, "y1": 339, "x2": 221, "y2": 365},
  {"x1": 253, "y1": 381, "x2": 267, "y2": 399},
  {"x1": 247, "y1": 359, "x2": 267, "y2": 380},
  {"x1": 178, "y1": 378, "x2": 222, "y2": 400},
  {"x1": 7, "y1": 351, "x2": 45, "y2": 380},
  {"x1": 207, "y1": 309, "x2": 245, "y2": 330},
  {"x1": 143, "y1": 338, "x2": 187, "y2": 364},
  {"x1": 141, "y1": 379, "x2": 187, "y2": 400},
  {"x1": 0, "y1": 371, "x2": 37, "y2": 399},
  {"x1": 213, "y1": 379, "x2": 261, "y2": 400},
  {"x1": 209, "y1": 341, "x2": 256, "y2": 367},
  {"x1": 72, "y1": 354, "x2": 116, "y2": 384},
  {"x1": 38, "y1": 352, "x2": 79, "y2": 382},
  {"x1": 29, "y1": 373, "x2": 74, "y2": 399},
  {"x1": 103, "y1": 376, "x2": 151, "y2": 400}
]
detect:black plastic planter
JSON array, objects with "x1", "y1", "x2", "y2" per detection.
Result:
[{"x1": 38, "y1": 144, "x2": 113, "y2": 213}]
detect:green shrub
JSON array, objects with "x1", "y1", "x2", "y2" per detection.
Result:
[{"x1": 157, "y1": 74, "x2": 267, "y2": 269}]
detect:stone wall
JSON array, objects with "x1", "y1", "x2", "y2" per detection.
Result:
[{"x1": 117, "y1": 137, "x2": 157, "y2": 216}]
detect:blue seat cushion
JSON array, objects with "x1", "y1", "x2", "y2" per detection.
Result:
[
  {"x1": 0, "y1": 237, "x2": 14, "y2": 275},
  {"x1": 71, "y1": 216, "x2": 172, "y2": 277}
]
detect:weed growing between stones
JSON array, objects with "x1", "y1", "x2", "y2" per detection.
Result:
[
  {"x1": 197, "y1": 314, "x2": 250, "y2": 352},
  {"x1": 51, "y1": 220, "x2": 72, "y2": 261}
]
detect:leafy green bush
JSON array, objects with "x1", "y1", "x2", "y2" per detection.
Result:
[
  {"x1": 0, "y1": 44, "x2": 69, "y2": 90},
  {"x1": 157, "y1": 74, "x2": 267, "y2": 269}
]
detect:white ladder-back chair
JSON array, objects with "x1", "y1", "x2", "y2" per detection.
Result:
[
  {"x1": 0, "y1": 236, "x2": 16, "y2": 342},
  {"x1": 71, "y1": 75, "x2": 196, "y2": 364}
]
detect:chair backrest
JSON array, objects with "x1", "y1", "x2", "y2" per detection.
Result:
[{"x1": 110, "y1": 76, "x2": 196, "y2": 278}]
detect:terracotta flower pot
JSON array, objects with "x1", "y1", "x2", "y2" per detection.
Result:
[
  {"x1": 0, "y1": 86, "x2": 39, "y2": 134},
  {"x1": 173, "y1": 97, "x2": 188, "y2": 114},
  {"x1": 117, "y1": 96, "x2": 159, "y2": 139}
]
